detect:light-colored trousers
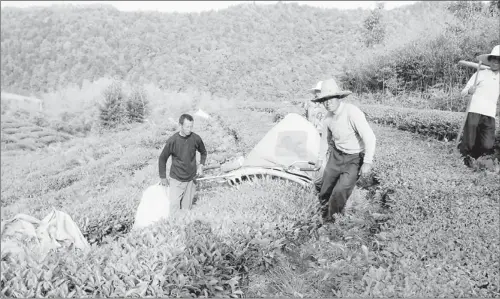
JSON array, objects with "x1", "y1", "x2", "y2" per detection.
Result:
[{"x1": 169, "y1": 177, "x2": 196, "y2": 211}]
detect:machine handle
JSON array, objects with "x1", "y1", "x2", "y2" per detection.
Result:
[{"x1": 298, "y1": 167, "x2": 320, "y2": 172}]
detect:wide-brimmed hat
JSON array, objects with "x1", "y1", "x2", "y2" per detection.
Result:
[
  {"x1": 309, "y1": 81, "x2": 323, "y2": 94},
  {"x1": 311, "y1": 78, "x2": 352, "y2": 103},
  {"x1": 477, "y1": 45, "x2": 500, "y2": 65}
]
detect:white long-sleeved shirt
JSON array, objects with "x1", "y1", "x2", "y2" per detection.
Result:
[
  {"x1": 319, "y1": 102, "x2": 376, "y2": 164},
  {"x1": 461, "y1": 69, "x2": 500, "y2": 118},
  {"x1": 304, "y1": 100, "x2": 327, "y2": 133}
]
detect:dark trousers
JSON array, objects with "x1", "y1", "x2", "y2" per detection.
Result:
[
  {"x1": 318, "y1": 146, "x2": 363, "y2": 221},
  {"x1": 459, "y1": 112, "x2": 496, "y2": 159}
]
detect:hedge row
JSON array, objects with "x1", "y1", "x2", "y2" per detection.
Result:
[
  {"x1": 1, "y1": 117, "x2": 74, "y2": 152},
  {"x1": 359, "y1": 104, "x2": 500, "y2": 146}
]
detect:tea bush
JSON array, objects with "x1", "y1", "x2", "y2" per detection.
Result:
[
  {"x1": 360, "y1": 104, "x2": 500, "y2": 145},
  {"x1": 362, "y1": 124, "x2": 500, "y2": 297},
  {"x1": 1, "y1": 178, "x2": 320, "y2": 298},
  {"x1": 1, "y1": 116, "x2": 73, "y2": 152},
  {"x1": 261, "y1": 122, "x2": 500, "y2": 298},
  {"x1": 2, "y1": 99, "x2": 499, "y2": 298}
]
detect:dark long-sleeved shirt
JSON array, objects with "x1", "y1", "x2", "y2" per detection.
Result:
[{"x1": 158, "y1": 132, "x2": 207, "y2": 182}]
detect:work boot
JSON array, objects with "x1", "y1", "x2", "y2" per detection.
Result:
[{"x1": 463, "y1": 155, "x2": 475, "y2": 168}]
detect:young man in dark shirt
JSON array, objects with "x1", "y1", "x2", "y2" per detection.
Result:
[{"x1": 159, "y1": 113, "x2": 207, "y2": 211}]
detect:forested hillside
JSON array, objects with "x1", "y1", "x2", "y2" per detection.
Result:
[{"x1": 1, "y1": 1, "x2": 499, "y2": 102}]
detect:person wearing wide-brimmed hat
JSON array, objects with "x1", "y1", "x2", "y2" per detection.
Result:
[
  {"x1": 304, "y1": 81, "x2": 328, "y2": 133},
  {"x1": 305, "y1": 81, "x2": 329, "y2": 192},
  {"x1": 459, "y1": 45, "x2": 500, "y2": 166},
  {"x1": 312, "y1": 78, "x2": 376, "y2": 222}
]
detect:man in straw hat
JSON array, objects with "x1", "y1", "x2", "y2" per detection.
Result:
[
  {"x1": 312, "y1": 78, "x2": 376, "y2": 223},
  {"x1": 459, "y1": 45, "x2": 499, "y2": 167}
]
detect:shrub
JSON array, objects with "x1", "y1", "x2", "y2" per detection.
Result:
[
  {"x1": 98, "y1": 81, "x2": 152, "y2": 129},
  {"x1": 273, "y1": 113, "x2": 284, "y2": 123},
  {"x1": 126, "y1": 85, "x2": 149, "y2": 123},
  {"x1": 341, "y1": 1, "x2": 499, "y2": 98},
  {"x1": 98, "y1": 81, "x2": 128, "y2": 129}
]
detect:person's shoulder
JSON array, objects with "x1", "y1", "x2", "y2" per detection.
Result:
[
  {"x1": 191, "y1": 132, "x2": 203, "y2": 140},
  {"x1": 483, "y1": 69, "x2": 499, "y2": 77},
  {"x1": 476, "y1": 69, "x2": 496, "y2": 78},
  {"x1": 166, "y1": 132, "x2": 180, "y2": 142},
  {"x1": 344, "y1": 102, "x2": 367, "y2": 118},
  {"x1": 345, "y1": 102, "x2": 363, "y2": 113},
  {"x1": 343, "y1": 102, "x2": 358, "y2": 109},
  {"x1": 479, "y1": 68, "x2": 493, "y2": 74}
]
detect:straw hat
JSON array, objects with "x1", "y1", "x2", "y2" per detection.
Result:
[
  {"x1": 477, "y1": 45, "x2": 500, "y2": 65},
  {"x1": 311, "y1": 78, "x2": 352, "y2": 103},
  {"x1": 309, "y1": 81, "x2": 323, "y2": 94}
]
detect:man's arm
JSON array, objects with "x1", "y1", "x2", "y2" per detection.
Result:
[
  {"x1": 318, "y1": 115, "x2": 330, "y2": 164},
  {"x1": 158, "y1": 140, "x2": 172, "y2": 180},
  {"x1": 350, "y1": 107, "x2": 376, "y2": 164},
  {"x1": 196, "y1": 136, "x2": 207, "y2": 176},
  {"x1": 461, "y1": 72, "x2": 478, "y2": 97},
  {"x1": 197, "y1": 136, "x2": 207, "y2": 166}
]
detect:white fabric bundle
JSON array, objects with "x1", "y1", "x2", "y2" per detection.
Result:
[{"x1": 1, "y1": 209, "x2": 90, "y2": 261}]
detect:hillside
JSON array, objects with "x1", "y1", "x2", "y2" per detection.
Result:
[
  {"x1": 2, "y1": 1, "x2": 498, "y2": 103},
  {"x1": 1, "y1": 91, "x2": 499, "y2": 297}
]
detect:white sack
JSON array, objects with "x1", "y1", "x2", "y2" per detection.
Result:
[{"x1": 132, "y1": 184, "x2": 171, "y2": 230}]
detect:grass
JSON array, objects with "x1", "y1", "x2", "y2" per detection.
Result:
[{"x1": 1, "y1": 79, "x2": 499, "y2": 298}]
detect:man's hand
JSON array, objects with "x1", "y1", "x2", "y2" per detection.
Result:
[
  {"x1": 468, "y1": 86, "x2": 477, "y2": 95},
  {"x1": 159, "y1": 178, "x2": 169, "y2": 187},
  {"x1": 314, "y1": 159, "x2": 323, "y2": 169},
  {"x1": 197, "y1": 164, "x2": 204, "y2": 176},
  {"x1": 358, "y1": 163, "x2": 372, "y2": 177}
]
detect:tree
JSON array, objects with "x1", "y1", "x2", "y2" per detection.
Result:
[
  {"x1": 99, "y1": 81, "x2": 127, "y2": 128},
  {"x1": 362, "y1": 2, "x2": 386, "y2": 47},
  {"x1": 126, "y1": 85, "x2": 149, "y2": 123}
]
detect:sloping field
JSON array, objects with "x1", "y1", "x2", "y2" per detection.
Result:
[
  {"x1": 1, "y1": 116, "x2": 74, "y2": 153},
  {"x1": 1, "y1": 102, "x2": 499, "y2": 298},
  {"x1": 1, "y1": 92, "x2": 42, "y2": 101}
]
